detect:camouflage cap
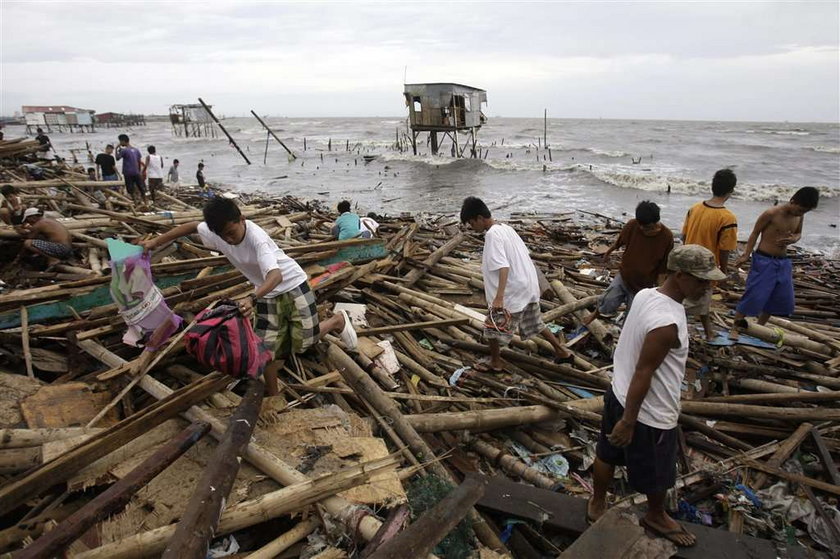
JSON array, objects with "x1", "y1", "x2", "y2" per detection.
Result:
[{"x1": 667, "y1": 244, "x2": 726, "y2": 281}]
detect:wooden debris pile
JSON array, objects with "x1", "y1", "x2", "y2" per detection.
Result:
[{"x1": 0, "y1": 192, "x2": 838, "y2": 558}]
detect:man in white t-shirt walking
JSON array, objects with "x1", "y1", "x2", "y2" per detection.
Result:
[
  {"x1": 141, "y1": 197, "x2": 358, "y2": 395},
  {"x1": 460, "y1": 197, "x2": 575, "y2": 372},
  {"x1": 588, "y1": 245, "x2": 724, "y2": 547},
  {"x1": 144, "y1": 145, "x2": 164, "y2": 205}
]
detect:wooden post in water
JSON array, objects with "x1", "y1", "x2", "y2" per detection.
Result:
[
  {"x1": 197, "y1": 98, "x2": 251, "y2": 165},
  {"x1": 544, "y1": 108, "x2": 548, "y2": 148},
  {"x1": 250, "y1": 110, "x2": 296, "y2": 159}
]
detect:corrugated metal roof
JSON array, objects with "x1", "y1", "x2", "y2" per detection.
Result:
[
  {"x1": 403, "y1": 83, "x2": 485, "y2": 92},
  {"x1": 22, "y1": 105, "x2": 94, "y2": 113}
]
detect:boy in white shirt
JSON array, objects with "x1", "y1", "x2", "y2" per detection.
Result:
[
  {"x1": 587, "y1": 245, "x2": 724, "y2": 548},
  {"x1": 460, "y1": 196, "x2": 574, "y2": 372},
  {"x1": 141, "y1": 198, "x2": 357, "y2": 394}
]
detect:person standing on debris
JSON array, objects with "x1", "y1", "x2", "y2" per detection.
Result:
[
  {"x1": 167, "y1": 159, "x2": 180, "y2": 186},
  {"x1": 0, "y1": 185, "x2": 25, "y2": 225},
  {"x1": 13, "y1": 207, "x2": 74, "y2": 267},
  {"x1": 95, "y1": 144, "x2": 119, "y2": 181},
  {"x1": 460, "y1": 196, "x2": 575, "y2": 372},
  {"x1": 34, "y1": 128, "x2": 52, "y2": 154},
  {"x1": 139, "y1": 197, "x2": 358, "y2": 395},
  {"x1": 680, "y1": 169, "x2": 737, "y2": 340},
  {"x1": 332, "y1": 200, "x2": 368, "y2": 239},
  {"x1": 588, "y1": 245, "x2": 723, "y2": 547},
  {"x1": 144, "y1": 146, "x2": 164, "y2": 204},
  {"x1": 584, "y1": 201, "x2": 673, "y2": 325},
  {"x1": 728, "y1": 187, "x2": 820, "y2": 340},
  {"x1": 196, "y1": 162, "x2": 207, "y2": 190},
  {"x1": 115, "y1": 134, "x2": 148, "y2": 206}
]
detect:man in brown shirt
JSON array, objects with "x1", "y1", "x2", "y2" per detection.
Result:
[{"x1": 585, "y1": 201, "x2": 674, "y2": 325}]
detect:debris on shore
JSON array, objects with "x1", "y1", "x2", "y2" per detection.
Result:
[{"x1": 1, "y1": 149, "x2": 839, "y2": 557}]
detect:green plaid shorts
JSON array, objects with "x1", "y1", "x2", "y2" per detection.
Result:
[{"x1": 254, "y1": 281, "x2": 320, "y2": 358}]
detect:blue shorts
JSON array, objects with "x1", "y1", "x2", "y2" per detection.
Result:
[{"x1": 736, "y1": 251, "x2": 794, "y2": 317}]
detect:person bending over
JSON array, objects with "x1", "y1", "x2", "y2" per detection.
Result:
[{"x1": 140, "y1": 197, "x2": 358, "y2": 394}]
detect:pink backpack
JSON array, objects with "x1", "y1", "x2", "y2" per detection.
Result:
[{"x1": 185, "y1": 302, "x2": 272, "y2": 378}]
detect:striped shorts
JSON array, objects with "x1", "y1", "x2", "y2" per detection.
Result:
[
  {"x1": 483, "y1": 301, "x2": 544, "y2": 346},
  {"x1": 254, "y1": 281, "x2": 320, "y2": 358}
]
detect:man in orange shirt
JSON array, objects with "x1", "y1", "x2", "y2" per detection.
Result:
[{"x1": 681, "y1": 169, "x2": 738, "y2": 340}]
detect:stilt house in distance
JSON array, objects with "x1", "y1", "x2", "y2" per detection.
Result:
[
  {"x1": 403, "y1": 83, "x2": 487, "y2": 157},
  {"x1": 22, "y1": 105, "x2": 96, "y2": 134}
]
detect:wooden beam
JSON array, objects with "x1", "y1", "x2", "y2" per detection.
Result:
[
  {"x1": 162, "y1": 379, "x2": 264, "y2": 559},
  {"x1": 356, "y1": 318, "x2": 469, "y2": 337},
  {"x1": 403, "y1": 233, "x2": 465, "y2": 287},
  {"x1": 810, "y1": 427, "x2": 840, "y2": 486},
  {"x1": 750, "y1": 422, "x2": 812, "y2": 490},
  {"x1": 368, "y1": 477, "x2": 486, "y2": 559}
]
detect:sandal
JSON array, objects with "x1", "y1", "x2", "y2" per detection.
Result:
[{"x1": 639, "y1": 517, "x2": 696, "y2": 547}]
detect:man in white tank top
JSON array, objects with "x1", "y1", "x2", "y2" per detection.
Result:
[
  {"x1": 588, "y1": 245, "x2": 724, "y2": 548},
  {"x1": 144, "y1": 145, "x2": 165, "y2": 205}
]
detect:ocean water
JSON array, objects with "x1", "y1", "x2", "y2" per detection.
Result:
[{"x1": 7, "y1": 117, "x2": 839, "y2": 254}]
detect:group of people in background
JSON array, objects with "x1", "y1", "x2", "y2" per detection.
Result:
[
  {"x1": 85, "y1": 135, "x2": 206, "y2": 207},
  {"x1": 459, "y1": 171, "x2": 819, "y2": 548}
]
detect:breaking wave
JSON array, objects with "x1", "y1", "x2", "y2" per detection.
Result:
[{"x1": 807, "y1": 145, "x2": 840, "y2": 154}]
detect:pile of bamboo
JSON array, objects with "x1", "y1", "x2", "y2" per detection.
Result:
[{"x1": 0, "y1": 191, "x2": 838, "y2": 558}]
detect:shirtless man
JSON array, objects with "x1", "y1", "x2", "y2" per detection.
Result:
[
  {"x1": 14, "y1": 208, "x2": 74, "y2": 268},
  {"x1": 728, "y1": 187, "x2": 819, "y2": 340}
]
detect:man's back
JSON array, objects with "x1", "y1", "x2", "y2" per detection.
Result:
[
  {"x1": 681, "y1": 201, "x2": 737, "y2": 265},
  {"x1": 118, "y1": 146, "x2": 142, "y2": 176},
  {"x1": 618, "y1": 220, "x2": 674, "y2": 292},
  {"x1": 481, "y1": 223, "x2": 540, "y2": 313},
  {"x1": 335, "y1": 212, "x2": 361, "y2": 240}
]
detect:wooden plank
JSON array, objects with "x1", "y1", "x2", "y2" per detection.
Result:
[
  {"x1": 559, "y1": 508, "x2": 675, "y2": 558},
  {"x1": 810, "y1": 427, "x2": 840, "y2": 486},
  {"x1": 750, "y1": 422, "x2": 812, "y2": 490},
  {"x1": 472, "y1": 474, "x2": 808, "y2": 559},
  {"x1": 21, "y1": 383, "x2": 118, "y2": 428}
]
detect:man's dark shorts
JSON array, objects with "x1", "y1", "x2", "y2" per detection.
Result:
[
  {"x1": 124, "y1": 174, "x2": 146, "y2": 196},
  {"x1": 596, "y1": 388, "x2": 678, "y2": 495}
]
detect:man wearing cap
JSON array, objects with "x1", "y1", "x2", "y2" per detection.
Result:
[
  {"x1": 587, "y1": 245, "x2": 724, "y2": 547},
  {"x1": 14, "y1": 208, "x2": 73, "y2": 267}
]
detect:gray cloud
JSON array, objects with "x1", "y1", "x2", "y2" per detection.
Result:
[{"x1": 2, "y1": 1, "x2": 837, "y2": 121}]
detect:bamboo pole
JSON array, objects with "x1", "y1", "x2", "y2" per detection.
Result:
[
  {"x1": 699, "y1": 390, "x2": 840, "y2": 404},
  {"x1": 16, "y1": 422, "x2": 210, "y2": 559},
  {"x1": 403, "y1": 233, "x2": 465, "y2": 287},
  {"x1": 326, "y1": 343, "x2": 507, "y2": 553},
  {"x1": 244, "y1": 517, "x2": 320, "y2": 559},
  {"x1": 250, "y1": 110, "x2": 296, "y2": 159},
  {"x1": 20, "y1": 306, "x2": 34, "y2": 379},
  {"x1": 198, "y1": 97, "x2": 251, "y2": 164},
  {"x1": 162, "y1": 379, "x2": 264, "y2": 559},
  {"x1": 0, "y1": 428, "x2": 104, "y2": 449},
  {"x1": 356, "y1": 318, "x2": 469, "y2": 337},
  {"x1": 469, "y1": 439, "x2": 559, "y2": 490},
  {"x1": 550, "y1": 279, "x2": 612, "y2": 351},
  {"x1": 679, "y1": 401, "x2": 840, "y2": 422},
  {"x1": 733, "y1": 318, "x2": 831, "y2": 356},
  {"x1": 542, "y1": 294, "x2": 599, "y2": 323},
  {"x1": 406, "y1": 405, "x2": 560, "y2": 433}
]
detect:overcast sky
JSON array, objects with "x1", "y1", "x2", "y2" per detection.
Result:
[{"x1": 2, "y1": 1, "x2": 838, "y2": 121}]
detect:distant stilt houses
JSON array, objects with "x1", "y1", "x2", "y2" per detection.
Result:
[
  {"x1": 23, "y1": 105, "x2": 97, "y2": 134},
  {"x1": 169, "y1": 104, "x2": 218, "y2": 138},
  {"x1": 95, "y1": 112, "x2": 146, "y2": 128},
  {"x1": 403, "y1": 83, "x2": 487, "y2": 157}
]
